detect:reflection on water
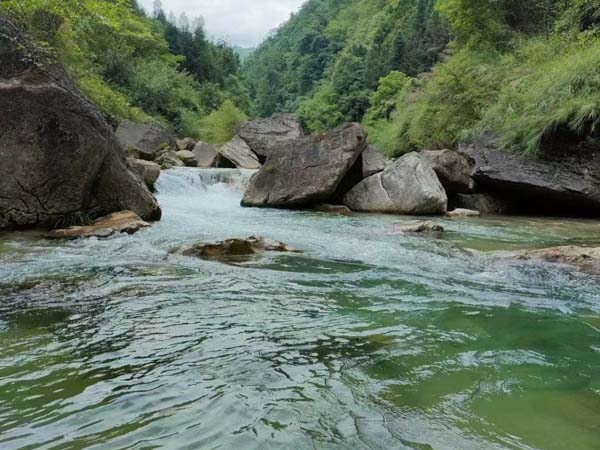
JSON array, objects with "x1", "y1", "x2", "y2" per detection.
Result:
[{"x1": 0, "y1": 168, "x2": 599, "y2": 449}]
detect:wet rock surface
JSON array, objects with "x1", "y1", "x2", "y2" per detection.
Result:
[
  {"x1": 178, "y1": 236, "x2": 302, "y2": 261},
  {"x1": 45, "y1": 211, "x2": 150, "y2": 240},
  {"x1": 495, "y1": 246, "x2": 600, "y2": 275}
]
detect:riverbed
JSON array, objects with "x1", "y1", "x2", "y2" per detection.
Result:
[{"x1": 1, "y1": 168, "x2": 599, "y2": 449}]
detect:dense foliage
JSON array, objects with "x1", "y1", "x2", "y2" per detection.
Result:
[
  {"x1": 244, "y1": 0, "x2": 600, "y2": 158},
  {"x1": 0, "y1": 0, "x2": 249, "y2": 140},
  {"x1": 370, "y1": 0, "x2": 600, "y2": 156},
  {"x1": 243, "y1": 0, "x2": 448, "y2": 132}
]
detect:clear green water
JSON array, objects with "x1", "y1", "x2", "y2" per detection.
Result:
[{"x1": 0, "y1": 168, "x2": 599, "y2": 450}]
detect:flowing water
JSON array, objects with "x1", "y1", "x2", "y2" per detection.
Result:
[{"x1": 1, "y1": 168, "x2": 599, "y2": 450}]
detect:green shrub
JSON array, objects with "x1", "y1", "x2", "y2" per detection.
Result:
[{"x1": 199, "y1": 100, "x2": 248, "y2": 144}]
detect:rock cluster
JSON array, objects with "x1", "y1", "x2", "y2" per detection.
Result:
[{"x1": 177, "y1": 236, "x2": 302, "y2": 261}]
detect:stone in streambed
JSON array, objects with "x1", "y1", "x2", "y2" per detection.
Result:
[
  {"x1": 312, "y1": 204, "x2": 354, "y2": 216},
  {"x1": 419, "y1": 149, "x2": 474, "y2": 194},
  {"x1": 242, "y1": 123, "x2": 367, "y2": 207},
  {"x1": 175, "y1": 150, "x2": 198, "y2": 167},
  {"x1": 219, "y1": 136, "x2": 261, "y2": 169},
  {"x1": 116, "y1": 120, "x2": 175, "y2": 161},
  {"x1": 236, "y1": 113, "x2": 304, "y2": 162},
  {"x1": 128, "y1": 159, "x2": 161, "y2": 191},
  {"x1": 178, "y1": 236, "x2": 302, "y2": 260},
  {"x1": 193, "y1": 141, "x2": 221, "y2": 168},
  {"x1": 45, "y1": 211, "x2": 149, "y2": 240},
  {"x1": 393, "y1": 221, "x2": 445, "y2": 234},
  {"x1": 494, "y1": 246, "x2": 600, "y2": 275},
  {"x1": 447, "y1": 208, "x2": 480, "y2": 218},
  {"x1": 344, "y1": 153, "x2": 448, "y2": 215}
]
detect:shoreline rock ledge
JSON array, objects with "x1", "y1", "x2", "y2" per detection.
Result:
[
  {"x1": 241, "y1": 123, "x2": 367, "y2": 208},
  {"x1": 0, "y1": 15, "x2": 161, "y2": 230}
]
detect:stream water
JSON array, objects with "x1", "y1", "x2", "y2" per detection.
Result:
[{"x1": 1, "y1": 168, "x2": 599, "y2": 450}]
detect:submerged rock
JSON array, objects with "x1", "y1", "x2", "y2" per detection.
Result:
[
  {"x1": 312, "y1": 204, "x2": 354, "y2": 216},
  {"x1": 242, "y1": 123, "x2": 367, "y2": 208},
  {"x1": 419, "y1": 149, "x2": 474, "y2": 194},
  {"x1": 344, "y1": 152, "x2": 448, "y2": 215},
  {"x1": 495, "y1": 246, "x2": 600, "y2": 275},
  {"x1": 128, "y1": 159, "x2": 161, "y2": 191},
  {"x1": 46, "y1": 211, "x2": 149, "y2": 240},
  {"x1": 0, "y1": 16, "x2": 161, "y2": 230},
  {"x1": 447, "y1": 208, "x2": 480, "y2": 218},
  {"x1": 461, "y1": 143, "x2": 600, "y2": 216},
  {"x1": 219, "y1": 136, "x2": 261, "y2": 169},
  {"x1": 237, "y1": 114, "x2": 304, "y2": 162},
  {"x1": 116, "y1": 120, "x2": 175, "y2": 161},
  {"x1": 393, "y1": 221, "x2": 445, "y2": 234},
  {"x1": 178, "y1": 236, "x2": 302, "y2": 260}
]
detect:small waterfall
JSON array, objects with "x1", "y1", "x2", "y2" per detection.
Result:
[{"x1": 155, "y1": 167, "x2": 257, "y2": 196}]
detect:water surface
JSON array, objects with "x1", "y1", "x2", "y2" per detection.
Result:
[{"x1": 1, "y1": 168, "x2": 599, "y2": 449}]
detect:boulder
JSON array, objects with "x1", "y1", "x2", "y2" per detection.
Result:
[
  {"x1": 175, "y1": 150, "x2": 198, "y2": 167},
  {"x1": 0, "y1": 16, "x2": 161, "y2": 230},
  {"x1": 344, "y1": 153, "x2": 448, "y2": 215},
  {"x1": 242, "y1": 123, "x2": 367, "y2": 207},
  {"x1": 393, "y1": 221, "x2": 444, "y2": 234},
  {"x1": 419, "y1": 149, "x2": 474, "y2": 193},
  {"x1": 116, "y1": 120, "x2": 175, "y2": 161},
  {"x1": 456, "y1": 193, "x2": 512, "y2": 215},
  {"x1": 128, "y1": 159, "x2": 161, "y2": 191},
  {"x1": 495, "y1": 246, "x2": 600, "y2": 276},
  {"x1": 447, "y1": 208, "x2": 480, "y2": 218},
  {"x1": 219, "y1": 136, "x2": 261, "y2": 169},
  {"x1": 193, "y1": 141, "x2": 221, "y2": 168},
  {"x1": 178, "y1": 236, "x2": 302, "y2": 260},
  {"x1": 460, "y1": 143, "x2": 600, "y2": 216},
  {"x1": 45, "y1": 211, "x2": 149, "y2": 240},
  {"x1": 176, "y1": 138, "x2": 196, "y2": 151},
  {"x1": 155, "y1": 151, "x2": 185, "y2": 170},
  {"x1": 362, "y1": 145, "x2": 390, "y2": 178},
  {"x1": 237, "y1": 114, "x2": 304, "y2": 162}
]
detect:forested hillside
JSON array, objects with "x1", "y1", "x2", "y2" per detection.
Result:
[
  {"x1": 244, "y1": 0, "x2": 600, "y2": 158},
  {"x1": 0, "y1": 0, "x2": 249, "y2": 140},
  {"x1": 243, "y1": 0, "x2": 448, "y2": 131}
]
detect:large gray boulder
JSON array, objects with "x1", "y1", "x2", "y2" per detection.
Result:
[
  {"x1": 419, "y1": 149, "x2": 474, "y2": 193},
  {"x1": 116, "y1": 120, "x2": 175, "y2": 161},
  {"x1": 344, "y1": 153, "x2": 448, "y2": 215},
  {"x1": 461, "y1": 143, "x2": 600, "y2": 216},
  {"x1": 128, "y1": 159, "x2": 161, "y2": 191},
  {"x1": 0, "y1": 16, "x2": 161, "y2": 230},
  {"x1": 362, "y1": 146, "x2": 390, "y2": 178},
  {"x1": 242, "y1": 123, "x2": 367, "y2": 207},
  {"x1": 237, "y1": 114, "x2": 304, "y2": 162},
  {"x1": 193, "y1": 141, "x2": 221, "y2": 168},
  {"x1": 219, "y1": 136, "x2": 261, "y2": 169},
  {"x1": 175, "y1": 150, "x2": 198, "y2": 167}
]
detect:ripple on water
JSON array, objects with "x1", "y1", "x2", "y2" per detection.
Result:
[{"x1": 0, "y1": 168, "x2": 599, "y2": 449}]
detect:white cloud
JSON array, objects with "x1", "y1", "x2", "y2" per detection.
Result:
[{"x1": 138, "y1": 0, "x2": 304, "y2": 47}]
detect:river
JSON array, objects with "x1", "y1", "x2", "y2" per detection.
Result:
[{"x1": 1, "y1": 168, "x2": 599, "y2": 449}]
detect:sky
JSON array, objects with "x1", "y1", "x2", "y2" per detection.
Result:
[{"x1": 139, "y1": 0, "x2": 305, "y2": 47}]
